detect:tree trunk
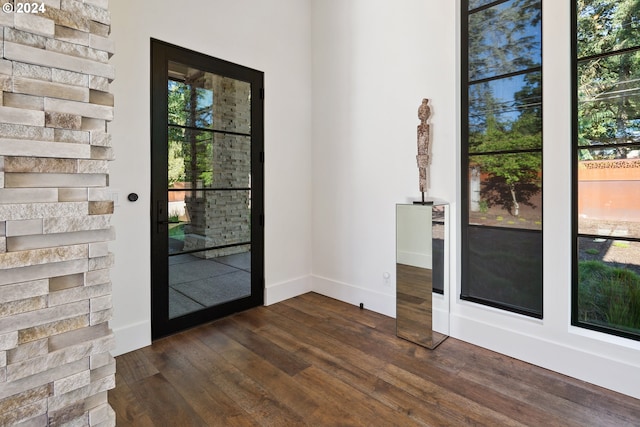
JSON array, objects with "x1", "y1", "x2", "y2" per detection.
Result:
[{"x1": 510, "y1": 184, "x2": 520, "y2": 216}]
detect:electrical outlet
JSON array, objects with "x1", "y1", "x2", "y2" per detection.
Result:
[{"x1": 383, "y1": 271, "x2": 391, "y2": 286}]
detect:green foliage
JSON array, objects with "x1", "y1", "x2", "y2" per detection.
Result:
[
  {"x1": 577, "y1": 0, "x2": 640, "y2": 153},
  {"x1": 470, "y1": 141, "x2": 541, "y2": 216},
  {"x1": 467, "y1": 1, "x2": 542, "y2": 216},
  {"x1": 167, "y1": 80, "x2": 215, "y2": 187},
  {"x1": 577, "y1": 0, "x2": 640, "y2": 58},
  {"x1": 468, "y1": 0, "x2": 541, "y2": 80},
  {"x1": 168, "y1": 139, "x2": 185, "y2": 186},
  {"x1": 469, "y1": 108, "x2": 542, "y2": 215},
  {"x1": 168, "y1": 209, "x2": 181, "y2": 223},
  {"x1": 585, "y1": 248, "x2": 600, "y2": 255},
  {"x1": 578, "y1": 260, "x2": 640, "y2": 333},
  {"x1": 168, "y1": 80, "x2": 189, "y2": 126},
  {"x1": 474, "y1": 137, "x2": 540, "y2": 188}
]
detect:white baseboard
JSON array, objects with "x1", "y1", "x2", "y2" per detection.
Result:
[
  {"x1": 111, "y1": 277, "x2": 311, "y2": 355},
  {"x1": 432, "y1": 310, "x2": 448, "y2": 335},
  {"x1": 312, "y1": 275, "x2": 396, "y2": 318},
  {"x1": 450, "y1": 313, "x2": 640, "y2": 399},
  {"x1": 111, "y1": 320, "x2": 151, "y2": 356},
  {"x1": 265, "y1": 275, "x2": 312, "y2": 306},
  {"x1": 396, "y1": 251, "x2": 431, "y2": 269}
]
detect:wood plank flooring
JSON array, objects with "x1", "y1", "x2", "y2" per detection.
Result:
[{"x1": 109, "y1": 292, "x2": 640, "y2": 426}]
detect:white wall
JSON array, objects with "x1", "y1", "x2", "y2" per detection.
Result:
[
  {"x1": 311, "y1": 0, "x2": 458, "y2": 316},
  {"x1": 109, "y1": 0, "x2": 313, "y2": 355},
  {"x1": 310, "y1": 0, "x2": 640, "y2": 399}
]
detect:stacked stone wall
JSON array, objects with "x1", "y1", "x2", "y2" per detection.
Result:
[
  {"x1": 0, "y1": 0, "x2": 116, "y2": 425},
  {"x1": 184, "y1": 76, "x2": 252, "y2": 258}
]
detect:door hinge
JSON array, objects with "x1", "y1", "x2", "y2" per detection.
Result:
[
  {"x1": 260, "y1": 151, "x2": 264, "y2": 163},
  {"x1": 259, "y1": 214, "x2": 264, "y2": 227},
  {"x1": 260, "y1": 88, "x2": 264, "y2": 100}
]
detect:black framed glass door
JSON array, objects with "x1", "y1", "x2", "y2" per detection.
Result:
[{"x1": 151, "y1": 39, "x2": 264, "y2": 339}]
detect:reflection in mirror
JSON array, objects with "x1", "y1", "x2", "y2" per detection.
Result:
[{"x1": 396, "y1": 203, "x2": 449, "y2": 349}]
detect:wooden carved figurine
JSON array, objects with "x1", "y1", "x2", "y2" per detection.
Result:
[{"x1": 417, "y1": 98, "x2": 431, "y2": 197}]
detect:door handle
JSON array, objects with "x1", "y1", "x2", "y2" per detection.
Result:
[{"x1": 157, "y1": 200, "x2": 168, "y2": 233}]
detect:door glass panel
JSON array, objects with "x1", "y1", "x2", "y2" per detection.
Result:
[
  {"x1": 167, "y1": 61, "x2": 252, "y2": 319},
  {"x1": 168, "y1": 61, "x2": 251, "y2": 133},
  {"x1": 169, "y1": 129, "x2": 251, "y2": 189}
]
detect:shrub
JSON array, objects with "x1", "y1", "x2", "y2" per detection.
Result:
[{"x1": 578, "y1": 261, "x2": 640, "y2": 333}]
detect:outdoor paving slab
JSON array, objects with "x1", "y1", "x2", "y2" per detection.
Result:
[
  {"x1": 169, "y1": 259, "x2": 238, "y2": 285},
  {"x1": 170, "y1": 270, "x2": 251, "y2": 308},
  {"x1": 215, "y1": 251, "x2": 251, "y2": 272}
]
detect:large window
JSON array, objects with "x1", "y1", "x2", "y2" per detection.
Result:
[
  {"x1": 573, "y1": 0, "x2": 640, "y2": 340},
  {"x1": 461, "y1": 0, "x2": 543, "y2": 317}
]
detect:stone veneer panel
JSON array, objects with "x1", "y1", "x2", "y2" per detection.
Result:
[
  {"x1": 183, "y1": 78, "x2": 252, "y2": 258},
  {"x1": 0, "y1": 1, "x2": 116, "y2": 425}
]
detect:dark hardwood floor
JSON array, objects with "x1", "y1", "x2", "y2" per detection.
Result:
[{"x1": 109, "y1": 292, "x2": 640, "y2": 426}]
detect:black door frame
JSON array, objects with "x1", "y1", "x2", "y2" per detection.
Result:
[{"x1": 150, "y1": 39, "x2": 264, "y2": 339}]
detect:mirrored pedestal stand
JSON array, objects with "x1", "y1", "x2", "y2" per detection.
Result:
[{"x1": 396, "y1": 200, "x2": 449, "y2": 349}]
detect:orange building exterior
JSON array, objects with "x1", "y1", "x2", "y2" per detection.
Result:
[{"x1": 578, "y1": 159, "x2": 640, "y2": 222}]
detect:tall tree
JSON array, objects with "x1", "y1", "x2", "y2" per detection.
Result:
[
  {"x1": 167, "y1": 78, "x2": 215, "y2": 187},
  {"x1": 467, "y1": 0, "x2": 542, "y2": 216},
  {"x1": 577, "y1": 0, "x2": 640, "y2": 158}
]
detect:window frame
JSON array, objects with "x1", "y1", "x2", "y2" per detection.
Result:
[
  {"x1": 461, "y1": 0, "x2": 544, "y2": 318},
  {"x1": 571, "y1": 1, "x2": 640, "y2": 342}
]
